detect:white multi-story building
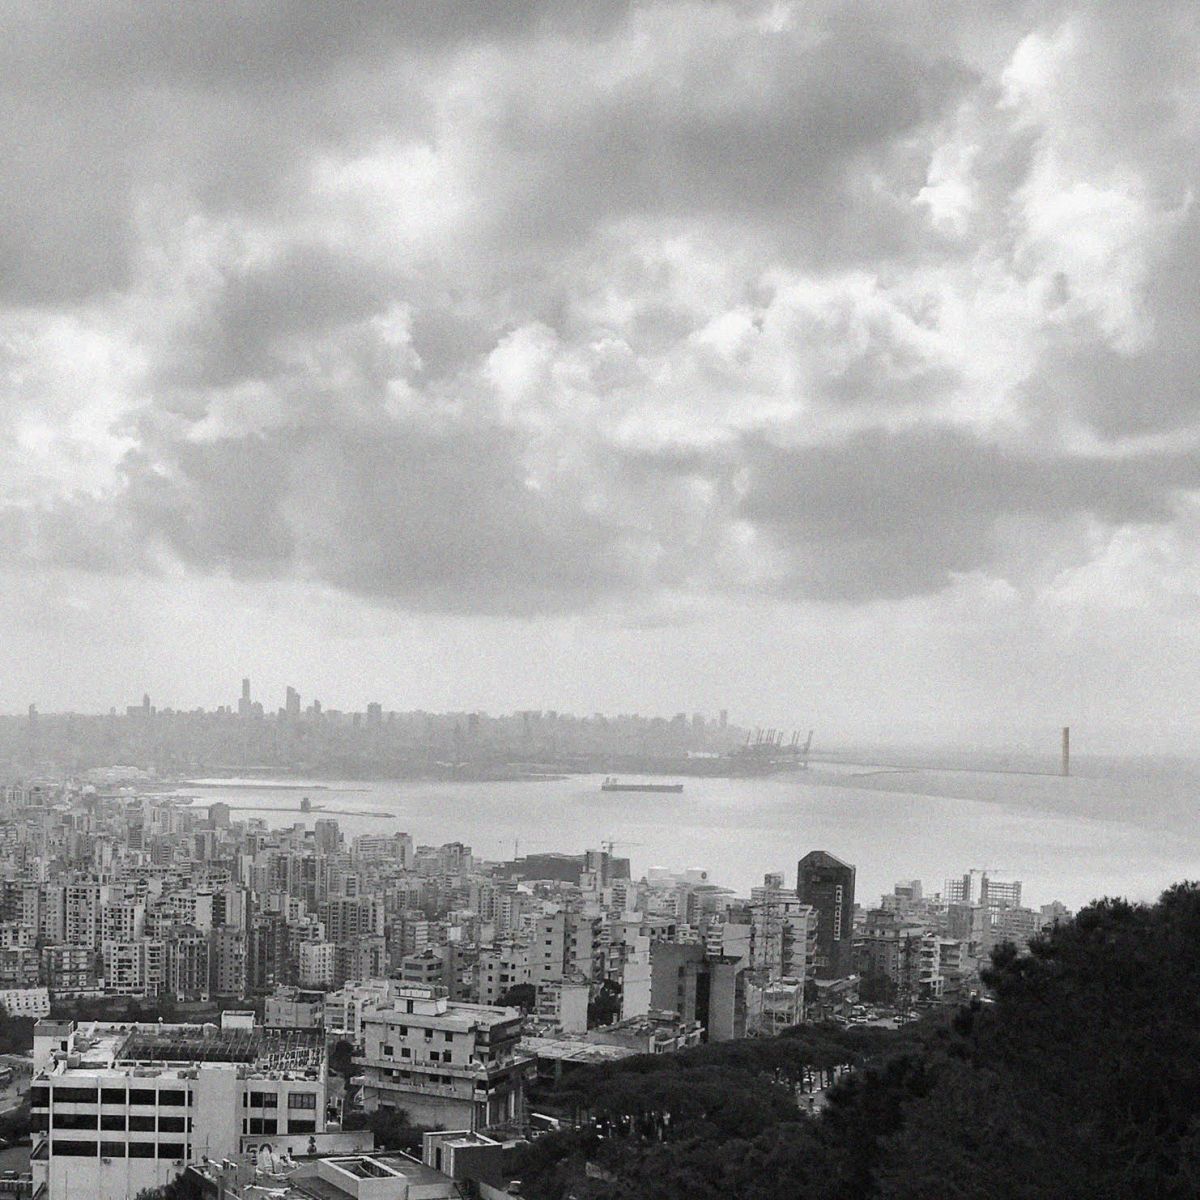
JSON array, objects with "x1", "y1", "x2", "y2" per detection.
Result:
[
  {"x1": 749, "y1": 879, "x2": 816, "y2": 983},
  {"x1": 0, "y1": 985, "x2": 50, "y2": 1017},
  {"x1": 64, "y1": 883, "x2": 110, "y2": 949},
  {"x1": 356, "y1": 984, "x2": 528, "y2": 1129},
  {"x1": 476, "y1": 942, "x2": 531, "y2": 1006},
  {"x1": 532, "y1": 911, "x2": 601, "y2": 984},
  {"x1": 299, "y1": 942, "x2": 337, "y2": 989},
  {"x1": 101, "y1": 901, "x2": 145, "y2": 944},
  {"x1": 101, "y1": 940, "x2": 166, "y2": 996},
  {"x1": 31, "y1": 1012, "x2": 328, "y2": 1200},
  {"x1": 534, "y1": 979, "x2": 589, "y2": 1034},
  {"x1": 323, "y1": 979, "x2": 396, "y2": 1042}
]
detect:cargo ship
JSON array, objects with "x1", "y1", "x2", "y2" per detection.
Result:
[{"x1": 601, "y1": 777, "x2": 684, "y2": 794}]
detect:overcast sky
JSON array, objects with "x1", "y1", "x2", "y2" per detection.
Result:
[{"x1": 2, "y1": 1, "x2": 1199, "y2": 752}]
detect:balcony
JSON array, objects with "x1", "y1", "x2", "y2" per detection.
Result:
[{"x1": 359, "y1": 1075, "x2": 466, "y2": 1099}]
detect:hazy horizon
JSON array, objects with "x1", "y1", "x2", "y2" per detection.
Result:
[{"x1": 5, "y1": 4, "x2": 1200, "y2": 757}]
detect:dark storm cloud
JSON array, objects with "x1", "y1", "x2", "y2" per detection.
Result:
[
  {"x1": 482, "y1": 24, "x2": 975, "y2": 263},
  {"x1": 1, "y1": 1, "x2": 630, "y2": 87},
  {"x1": 111, "y1": 419, "x2": 649, "y2": 615},
  {"x1": 4, "y1": 0, "x2": 1200, "y2": 626},
  {"x1": 0, "y1": 1, "x2": 629, "y2": 304},
  {"x1": 734, "y1": 427, "x2": 1200, "y2": 601},
  {"x1": 153, "y1": 243, "x2": 407, "y2": 390}
]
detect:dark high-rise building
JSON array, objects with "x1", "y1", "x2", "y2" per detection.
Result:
[{"x1": 796, "y1": 850, "x2": 856, "y2": 979}]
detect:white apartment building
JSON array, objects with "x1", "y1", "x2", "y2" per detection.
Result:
[
  {"x1": 356, "y1": 984, "x2": 528, "y2": 1129},
  {"x1": 31, "y1": 1012, "x2": 327, "y2": 1200},
  {"x1": 0, "y1": 985, "x2": 50, "y2": 1017},
  {"x1": 101, "y1": 940, "x2": 166, "y2": 996},
  {"x1": 323, "y1": 978, "x2": 395, "y2": 1042},
  {"x1": 749, "y1": 882, "x2": 816, "y2": 984},
  {"x1": 532, "y1": 911, "x2": 601, "y2": 984},
  {"x1": 534, "y1": 979, "x2": 589, "y2": 1034},
  {"x1": 477, "y1": 942, "x2": 531, "y2": 1006},
  {"x1": 299, "y1": 942, "x2": 337, "y2": 989},
  {"x1": 101, "y1": 900, "x2": 145, "y2": 944},
  {"x1": 64, "y1": 883, "x2": 111, "y2": 949}
]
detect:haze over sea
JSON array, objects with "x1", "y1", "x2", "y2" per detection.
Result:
[{"x1": 175, "y1": 751, "x2": 1200, "y2": 911}]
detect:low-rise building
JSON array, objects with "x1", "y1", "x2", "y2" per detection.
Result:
[
  {"x1": 0, "y1": 984, "x2": 50, "y2": 1017},
  {"x1": 265, "y1": 986, "x2": 325, "y2": 1030}
]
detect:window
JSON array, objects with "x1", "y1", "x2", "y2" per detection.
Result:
[
  {"x1": 159, "y1": 1116, "x2": 186, "y2": 1132},
  {"x1": 287, "y1": 1119, "x2": 316, "y2": 1134},
  {"x1": 288, "y1": 1093, "x2": 316, "y2": 1110},
  {"x1": 129, "y1": 1115, "x2": 156, "y2": 1132},
  {"x1": 128, "y1": 1089, "x2": 156, "y2": 1105},
  {"x1": 51, "y1": 1140, "x2": 97, "y2": 1157},
  {"x1": 101, "y1": 1141, "x2": 127, "y2": 1158},
  {"x1": 30, "y1": 1087, "x2": 49, "y2": 1108},
  {"x1": 157, "y1": 1143, "x2": 185, "y2": 1159},
  {"x1": 444, "y1": 1031, "x2": 453, "y2": 1042},
  {"x1": 382, "y1": 1044, "x2": 394, "y2": 1057},
  {"x1": 30, "y1": 1114, "x2": 48, "y2": 1132},
  {"x1": 249, "y1": 1092, "x2": 278, "y2": 1108},
  {"x1": 54, "y1": 1113, "x2": 97, "y2": 1130},
  {"x1": 159, "y1": 1089, "x2": 186, "y2": 1106},
  {"x1": 129, "y1": 1143, "x2": 156, "y2": 1158},
  {"x1": 100, "y1": 1115, "x2": 126, "y2": 1131},
  {"x1": 401, "y1": 1047, "x2": 411, "y2": 1059},
  {"x1": 248, "y1": 1118, "x2": 278, "y2": 1135},
  {"x1": 53, "y1": 1087, "x2": 98, "y2": 1103}
]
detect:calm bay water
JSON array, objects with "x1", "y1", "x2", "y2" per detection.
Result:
[{"x1": 174, "y1": 758, "x2": 1200, "y2": 911}]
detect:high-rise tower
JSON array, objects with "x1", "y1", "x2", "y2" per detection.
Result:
[{"x1": 796, "y1": 850, "x2": 856, "y2": 979}]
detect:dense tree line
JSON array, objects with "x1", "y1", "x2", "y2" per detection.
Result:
[
  {"x1": 0, "y1": 1007, "x2": 34, "y2": 1055},
  {"x1": 514, "y1": 883, "x2": 1200, "y2": 1198}
]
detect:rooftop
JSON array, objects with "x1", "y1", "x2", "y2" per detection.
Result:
[
  {"x1": 191, "y1": 1153, "x2": 452, "y2": 1200},
  {"x1": 39, "y1": 1018, "x2": 325, "y2": 1077},
  {"x1": 520, "y1": 1035, "x2": 638, "y2": 1065}
]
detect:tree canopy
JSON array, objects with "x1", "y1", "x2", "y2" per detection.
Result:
[{"x1": 514, "y1": 882, "x2": 1200, "y2": 1199}]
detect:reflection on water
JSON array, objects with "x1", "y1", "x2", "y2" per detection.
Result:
[{"x1": 172, "y1": 758, "x2": 1200, "y2": 911}]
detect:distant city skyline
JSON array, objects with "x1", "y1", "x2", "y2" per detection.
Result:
[
  {"x1": 4, "y1": 6, "x2": 1200, "y2": 754},
  {"x1": 4, "y1": 679, "x2": 1078, "y2": 760}
]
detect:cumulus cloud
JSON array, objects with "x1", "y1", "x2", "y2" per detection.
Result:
[{"x1": 3, "y1": 0, "x2": 1200, "y2": 641}]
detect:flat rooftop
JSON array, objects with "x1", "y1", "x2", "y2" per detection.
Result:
[
  {"x1": 521, "y1": 1036, "x2": 638, "y2": 1065},
  {"x1": 122, "y1": 1025, "x2": 324, "y2": 1072},
  {"x1": 269, "y1": 1155, "x2": 449, "y2": 1200},
  {"x1": 47, "y1": 1021, "x2": 324, "y2": 1076}
]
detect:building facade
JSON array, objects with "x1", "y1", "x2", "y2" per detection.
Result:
[
  {"x1": 796, "y1": 851, "x2": 856, "y2": 979},
  {"x1": 356, "y1": 984, "x2": 527, "y2": 1129}
]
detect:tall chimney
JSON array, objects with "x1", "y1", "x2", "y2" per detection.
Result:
[{"x1": 1061, "y1": 726, "x2": 1070, "y2": 777}]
